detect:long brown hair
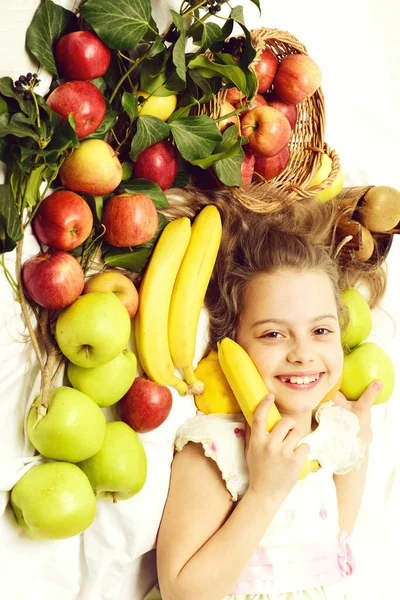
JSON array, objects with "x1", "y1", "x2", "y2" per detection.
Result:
[{"x1": 164, "y1": 185, "x2": 387, "y2": 349}]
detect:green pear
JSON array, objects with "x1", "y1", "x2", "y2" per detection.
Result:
[
  {"x1": 341, "y1": 287, "x2": 372, "y2": 349},
  {"x1": 340, "y1": 341, "x2": 395, "y2": 405},
  {"x1": 27, "y1": 386, "x2": 106, "y2": 462},
  {"x1": 10, "y1": 462, "x2": 96, "y2": 539},
  {"x1": 67, "y1": 349, "x2": 137, "y2": 407},
  {"x1": 78, "y1": 421, "x2": 147, "y2": 501},
  {"x1": 55, "y1": 292, "x2": 131, "y2": 368}
]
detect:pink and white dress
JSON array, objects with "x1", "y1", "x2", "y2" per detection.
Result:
[{"x1": 146, "y1": 401, "x2": 366, "y2": 600}]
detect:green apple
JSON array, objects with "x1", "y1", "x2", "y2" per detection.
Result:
[
  {"x1": 55, "y1": 292, "x2": 131, "y2": 368},
  {"x1": 341, "y1": 287, "x2": 372, "y2": 349},
  {"x1": 10, "y1": 462, "x2": 96, "y2": 539},
  {"x1": 27, "y1": 386, "x2": 106, "y2": 462},
  {"x1": 67, "y1": 349, "x2": 137, "y2": 407},
  {"x1": 78, "y1": 421, "x2": 147, "y2": 501},
  {"x1": 340, "y1": 341, "x2": 395, "y2": 405}
]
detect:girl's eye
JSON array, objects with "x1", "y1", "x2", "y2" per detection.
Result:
[
  {"x1": 313, "y1": 327, "x2": 332, "y2": 336},
  {"x1": 261, "y1": 331, "x2": 283, "y2": 339}
]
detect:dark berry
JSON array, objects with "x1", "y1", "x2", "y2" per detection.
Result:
[
  {"x1": 18, "y1": 75, "x2": 27, "y2": 84},
  {"x1": 23, "y1": 91, "x2": 31, "y2": 101},
  {"x1": 26, "y1": 72, "x2": 32, "y2": 82},
  {"x1": 137, "y1": 96, "x2": 146, "y2": 103},
  {"x1": 215, "y1": 5, "x2": 221, "y2": 11}
]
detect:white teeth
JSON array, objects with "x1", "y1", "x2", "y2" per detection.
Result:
[{"x1": 281, "y1": 375, "x2": 318, "y2": 385}]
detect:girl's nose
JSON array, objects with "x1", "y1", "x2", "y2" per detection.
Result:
[{"x1": 287, "y1": 338, "x2": 315, "y2": 364}]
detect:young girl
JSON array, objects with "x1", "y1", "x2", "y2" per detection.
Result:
[{"x1": 147, "y1": 188, "x2": 386, "y2": 600}]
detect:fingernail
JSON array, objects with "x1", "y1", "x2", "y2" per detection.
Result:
[{"x1": 373, "y1": 380, "x2": 383, "y2": 390}]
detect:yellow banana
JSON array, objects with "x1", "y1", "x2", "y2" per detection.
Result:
[
  {"x1": 168, "y1": 205, "x2": 222, "y2": 393},
  {"x1": 135, "y1": 217, "x2": 191, "y2": 396},
  {"x1": 217, "y1": 337, "x2": 319, "y2": 479},
  {"x1": 194, "y1": 350, "x2": 241, "y2": 414}
]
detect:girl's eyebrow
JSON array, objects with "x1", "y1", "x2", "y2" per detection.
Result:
[{"x1": 252, "y1": 314, "x2": 338, "y2": 328}]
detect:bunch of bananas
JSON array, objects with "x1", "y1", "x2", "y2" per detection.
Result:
[{"x1": 134, "y1": 205, "x2": 222, "y2": 395}]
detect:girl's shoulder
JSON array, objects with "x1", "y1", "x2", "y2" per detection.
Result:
[
  {"x1": 175, "y1": 412, "x2": 247, "y2": 501},
  {"x1": 303, "y1": 401, "x2": 367, "y2": 475}
]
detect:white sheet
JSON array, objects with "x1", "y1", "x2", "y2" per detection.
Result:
[{"x1": 1, "y1": 1, "x2": 399, "y2": 599}]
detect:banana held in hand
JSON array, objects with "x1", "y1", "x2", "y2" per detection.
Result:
[
  {"x1": 135, "y1": 217, "x2": 191, "y2": 395},
  {"x1": 168, "y1": 205, "x2": 222, "y2": 394},
  {"x1": 217, "y1": 337, "x2": 319, "y2": 479}
]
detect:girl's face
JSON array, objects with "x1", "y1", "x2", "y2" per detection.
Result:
[{"x1": 236, "y1": 268, "x2": 344, "y2": 416}]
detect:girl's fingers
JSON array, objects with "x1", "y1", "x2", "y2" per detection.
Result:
[
  {"x1": 250, "y1": 394, "x2": 275, "y2": 441},
  {"x1": 281, "y1": 427, "x2": 301, "y2": 452},
  {"x1": 294, "y1": 441, "x2": 310, "y2": 462},
  {"x1": 356, "y1": 380, "x2": 382, "y2": 410}
]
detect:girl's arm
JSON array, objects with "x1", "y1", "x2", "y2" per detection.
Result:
[
  {"x1": 157, "y1": 396, "x2": 310, "y2": 600},
  {"x1": 333, "y1": 381, "x2": 380, "y2": 533},
  {"x1": 334, "y1": 448, "x2": 370, "y2": 533}
]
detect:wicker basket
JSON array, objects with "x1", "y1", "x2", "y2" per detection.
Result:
[
  {"x1": 334, "y1": 186, "x2": 396, "y2": 271},
  {"x1": 198, "y1": 28, "x2": 341, "y2": 213}
]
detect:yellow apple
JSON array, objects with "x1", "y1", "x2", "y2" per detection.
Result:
[
  {"x1": 60, "y1": 139, "x2": 123, "y2": 196},
  {"x1": 136, "y1": 90, "x2": 177, "y2": 122}
]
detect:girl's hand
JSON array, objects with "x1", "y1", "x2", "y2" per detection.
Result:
[
  {"x1": 332, "y1": 380, "x2": 382, "y2": 444},
  {"x1": 244, "y1": 394, "x2": 309, "y2": 506}
]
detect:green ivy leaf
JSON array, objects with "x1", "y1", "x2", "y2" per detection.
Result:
[
  {"x1": 169, "y1": 115, "x2": 222, "y2": 161},
  {"x1": 148, "y1": 37, "x2": 165, "y2": 58},
  {"x1": 104, "y1": 247, "x2": 152, "y2": 271},
  {"x1": 140, "y1": 50, "x2": 168, "y2": 93},
  {"x1": 91, "y1": 78, "x2": 107, "y2": 94},
  {"x1": 0, "y1": 113, "x2": 39, "y2": 141},
  {"x1": 84, "y1": 103, "x2": 118, "y2": 140},
  {"x1": 121, "y1": 92, "x2": 138, "y2": 123},
  {"x1": 121, "y1": 162, "x2": 133, "y2": 181},
  {"x1": 188, "y1": 55, "x2": 247, "y2": 92},
  {"x1": 47, "y1": 114, "x2": 79, "y2": 152},
  {"x1": 198, "y1": 22, "x2": 225, "y2": 52},
  {"x1": 214, "y1": 147, "x2": 245, "y2": 187},
  {"x1": 0, "y1": 78, "x2": 36, "y2": 121},
  {"x1": 170, "y1": 11, "x2": 186, "y2": 84},
  {"x1": 123, "y1": 179, "x2": 169, "y2": 209},
  {"x1": 81, "y1": 0, "x2": 152, "y2": 50},
  {"x1": 129, "y1": 116, "x2": 170, "y2": 162},
  {"x1": 0, "y1": 184, "x2": 22, "y2": 251},
  {"x1": 22, "y1": 165, "x2": 48, "y2": 208},
  {"x1": 26, "y1": 0, "x2": 76, "y2": 75},
  {"x1": 249, "y1": 0, "x2": 261, "y2": 12}
]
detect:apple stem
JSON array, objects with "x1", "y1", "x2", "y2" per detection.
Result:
[
  {"x1": 15, "y1": 239, "x2": 45, "y2": 371},
  {"x1": 112, "y1": 492, "x2": 117, "y2": 504}
]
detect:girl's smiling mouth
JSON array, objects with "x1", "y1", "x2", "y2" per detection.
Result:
[{"x1": 275, "y1": 372, "x2": 324, "y2": 390}]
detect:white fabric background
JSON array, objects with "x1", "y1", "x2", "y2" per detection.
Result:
[{"x1": 0, "y1": 1, "x2": 399, "y2": 599}]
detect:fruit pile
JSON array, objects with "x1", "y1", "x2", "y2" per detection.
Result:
[{"x1": 1, "y1": 0, "x2": 399, "y2": 541}]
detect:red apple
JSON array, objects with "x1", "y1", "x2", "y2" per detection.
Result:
[
  {"x1": 47, "y1": 81, "x2": 106, "y2": 138},
  {"x1": 102, "y1": 194, "x2": 158, "y2": 247},
  {"x1": 217, "y1": 101, "x2": 239, "y2": 132},
  {"x1": 32, "y1": 191, "x2": 93, "y2": 251},
  {"x1": 235, "y1": 93, "x2": 268, "y2": 118},
  {"x1": 22, "y1": 251, "x2": 85, "y2": 310},
  {"x1": 254, "y1": 146, "x2": 291, "y2": 180},
  {"x1": 254, "y1": 48, "x2": 278, "y2": 94},
  {"x1": 83, "y1": 271, "x2": 139, "y2": 319},
  {"x1": 273, "y1": 54, "x2": 322, "y2": 105},
  {"x1": 264, "y1": 91, "x2": 298, "y2": 130},
  {"x1": 55, "y1": 31, "x2": 111, "y2": 81},
  {"x1": 241, "y1": 106, "x2": 292, "y2": 158},
  {"x1": 117, "y1": 377, "x2": 173, "y2": 433},
  {"x1": 133, "y1": 140, "x2": 179, "y2": 191},
  {"x1": 241, "y1": 151, "x2": 255, "y2": 186},
  {"x1": 226, "y1": 88, "x2": 244, "y2": 104}
]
